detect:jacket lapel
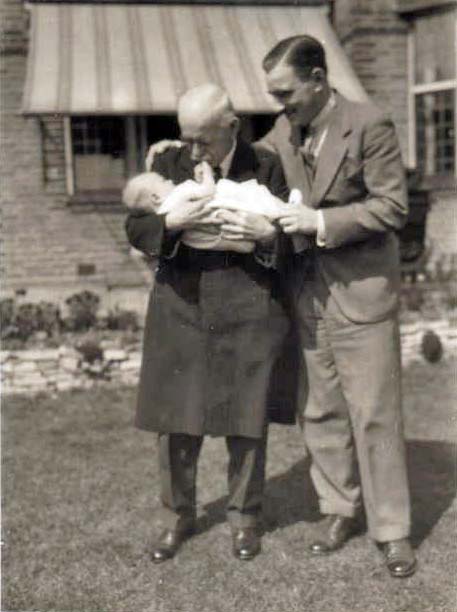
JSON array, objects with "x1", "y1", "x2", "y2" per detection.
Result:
[
  {"x1": 226, "y1": 138, "x2": 258, "y2": 181},
  {"x1": 310, "y1": 95, "x2": 352, "y2": 207},
  {"x1": 277, "y1": 116, "x2": 312, "y2": 204}
]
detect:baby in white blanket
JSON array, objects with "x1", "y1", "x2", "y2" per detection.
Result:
[{"x1": 123, "y1": 161, "x2": 292, "y2": 253}]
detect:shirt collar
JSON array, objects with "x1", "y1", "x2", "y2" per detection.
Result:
[
  {"x1": 219, "y1": 137, "x2": 237, "y2": 178},
  {"x1": 309, "y1": 91, "x2": 336, "y2": 131}
]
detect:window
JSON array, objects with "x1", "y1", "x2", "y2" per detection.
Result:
[
  {"x1": 68, "y1": 116, "x2": 180, "y2": 196},
  {"x1": 66, "y1": 114, "x2": 276, "y2": 197},
  {"x1": 416, "y1": 90, "x2": 455, "y2": 175},
  {"x1": 71, "y1": 116, "x2": 127, "y2": 192},
  {"x1": 409, "y1": 7, "x2": 456, "y2": 180}
]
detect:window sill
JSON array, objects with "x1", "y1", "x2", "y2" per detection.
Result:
[{"x1": 67, "y1": 190, "x2": 125, "y2": 212}]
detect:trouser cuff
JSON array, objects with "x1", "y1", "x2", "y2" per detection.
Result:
[
  {"x1": 371, "y1": 525, "x2": 410, "y2": 543},
  {"x1": 320, "y1": 500, "x2": 359, "y2": 519},
  {"x1": 227, "y1": 510, "x2": 261, "y2": 529},
  {"x1": 157, "y1": 507, "x2": 197, "y2": 531}
]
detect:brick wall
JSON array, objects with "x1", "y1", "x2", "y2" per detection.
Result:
[
  {"x1": 0, "y1": 0, "x2": 146, "y2": 306},
  {"x1": 332, "y1": 0, "x2": 409, "y2": 161},
  {"x1": 332, "y1": 0, "x2": 456, "y2": 262}
]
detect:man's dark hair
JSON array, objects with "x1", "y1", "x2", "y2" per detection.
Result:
[{"x1": 262, "y1": 35, "x2": 327, "y2": 80}]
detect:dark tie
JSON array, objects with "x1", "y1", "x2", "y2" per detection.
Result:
[
  {"x1": 212, "y1": 166, "x2": 222, "y2": 181},
  {"x1": 300, "y1": 125, "x2": 311, "y2": 144},
  {"x1": 300, "y1": 125, "x2": 316, "y2": 176}
]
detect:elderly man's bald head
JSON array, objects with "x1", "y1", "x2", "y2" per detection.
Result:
[
  {"x1": 177, "y1": 84, "x2": 239, "y2": 166},
  {"x1": 178, "y1": 83, "x2": 236, "y2": 130}
]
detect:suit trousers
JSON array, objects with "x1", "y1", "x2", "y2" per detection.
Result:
[
  {"x1": 158, "y1": 431, "x2": 267, "y2": 531},
  {"x1": 296, "y1": 271, "x2": 411, "y2": 542}
]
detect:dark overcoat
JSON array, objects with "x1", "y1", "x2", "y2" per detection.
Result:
[{"x1": 126, "y1": 139, "x2": 297, "y2": 438}]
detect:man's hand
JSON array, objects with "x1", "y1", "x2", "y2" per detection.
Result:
[
  {"x1": 165, "y1": 197, "x2": 219, "y2": 232},
  {"x1": 145, "y1": 140, "x2": 183, "y2": 171},
  {"x1": 278, "y1": 205, "x2": 319, "y2": 235},
  {"x1": 218, "y1": 209, "x2": 277, "y2": 244}
]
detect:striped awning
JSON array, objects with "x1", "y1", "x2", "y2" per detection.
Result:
[{"x1": 22, "y1": 3, "x2": 368, "y2": 115}]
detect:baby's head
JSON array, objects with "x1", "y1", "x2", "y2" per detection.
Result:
[{"x1": 122, "y1": 172, "x2": 174, "y2": 211}]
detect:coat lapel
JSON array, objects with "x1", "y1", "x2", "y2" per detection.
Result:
[
  {"x1": 310, "y1": 95, "x2": 352, "y2": 208},
  {"x1": 226, "y1": 138, "x2": 258, "y2": 181},
  {"x1": 277, "y1": 116, "x2": 312, "y2": 204}
]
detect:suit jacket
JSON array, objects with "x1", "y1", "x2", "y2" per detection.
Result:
[
  {"x1": 125, "y1": 139, "x2": 297, "y2": 437},
  {"x1": 259, "y1": 93, "x2": 408, "y2": 323}
]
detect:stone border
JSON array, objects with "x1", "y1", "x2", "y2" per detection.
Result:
[{"x1": 1, "y1": 346, "x2": 141, "y2": 396}]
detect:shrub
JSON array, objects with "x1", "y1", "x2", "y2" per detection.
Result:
[
  {"x1": 402, "y1": 285, "x2": 424, "y2": 312},
  {"x1": 106, "y1": 308, "x2": 139, "y2": 331},
  {"x1": 76, "y1": 340, "x2": 104, "y2": 364},
  {"x1": 421, "y1": 330, "x2": 443, "y2": 363},
  {"x1": 0, "y1": 298, "x2": 15, "y2": 328},
  {"x1": 1, "y1": 300, "x2": 62, "y2": 343},
  {"x1": 15, "y1": 303, "x2": 42, "y2": 340},
  {"x1": 65, "y1": 291, "x2": 100, "y2": 331},
  {"x1": 36, "y1": 302, "x2": 62, "y2": 336}
]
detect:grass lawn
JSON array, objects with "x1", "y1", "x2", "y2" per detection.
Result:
[{"x1": 2, "y1": 359, "x2": 456, "y2": 612}]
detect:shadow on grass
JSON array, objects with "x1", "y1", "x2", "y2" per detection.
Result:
[
  {"x1": 407, "y1": 439, "x2": 456, "y2": 547},
  {"x1": 197, "y1": 439, "x2": 456, "y2": 545}
]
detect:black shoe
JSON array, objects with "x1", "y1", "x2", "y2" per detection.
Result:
[
  {"x1": 383, "y1": 538, "x2": 417, "y2": 578},
  {"x1": 150, "y1": 524, "x2": 195, "y2": 564},
  {"x1": 309, "y1": 515, "x2": 359, "y2": 555},
  {"x1": 232, "y1": 528, "x2": 261, "y2": 561}
]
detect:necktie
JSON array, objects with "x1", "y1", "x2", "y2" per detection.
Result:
[
  {"x1": 300, "y1": 125, "x2": 316, "y2": 171},
  {"x1": 212, "y1": 166, "x2": 222, "y2": 182}
]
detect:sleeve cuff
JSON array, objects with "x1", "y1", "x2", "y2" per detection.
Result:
[{"x1": 316, "y1": 210, "x2": 326, "y2": 247}]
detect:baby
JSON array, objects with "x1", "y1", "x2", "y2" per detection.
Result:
[
  {"x1": 122, "y1": 171, "x2": 176, "y2": 211},
  {"x1": 123, "y1": 163, "x2": 255, "y2": 252},
  {"x1": 123, "y1": 162, "x2": 294, "y2": 253}
]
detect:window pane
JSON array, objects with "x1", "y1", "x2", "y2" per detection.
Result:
[
  {"x1": 416, "y1": 90, "x2": 455, "y2": 176},
  {"x1": 414, "y1": 9, "x2": 456, "y2": 84},
  {"x1": 71, "y1": 117, "x2": 126, "y2": 191}
]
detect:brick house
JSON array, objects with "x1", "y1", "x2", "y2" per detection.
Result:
[{"x1": 1, "y1": 0, "x2": 455, "y2": 312}]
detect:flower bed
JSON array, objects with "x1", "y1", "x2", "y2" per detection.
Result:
[
  {"x1": 1, "y1": 320, "x2": 456, "y2": 397},
  {"x1": 2, "y1": 284, "x2": 456, "y2": 397}
]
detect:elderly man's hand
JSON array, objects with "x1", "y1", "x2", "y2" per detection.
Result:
[
  {"x1": 145, "y1": 140, "x2": 183, "y2": 171},
  {"x1": 164, "y1": 197, "x2": 218, "y2": 232},
  {"x1": 278, "y1": 204, "x2": 319, "y2": 235},
  {"x1": 218, "y1": 209, "x2": 277, "y2": 244}
]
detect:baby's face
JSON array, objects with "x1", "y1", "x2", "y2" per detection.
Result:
[{"x1": 140, "y1": 174, "x2": 174, "y2": 207}]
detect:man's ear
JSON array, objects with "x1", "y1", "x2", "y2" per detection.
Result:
[{"x1": 310, "y1": 67, "x2": 326, "y2": 92}]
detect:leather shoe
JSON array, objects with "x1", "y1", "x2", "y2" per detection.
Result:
[
  {"x1": 383, "y1": 538, "x2": 417, "y2": 578},
  {"x1": 150, "y1": 524, "x2": 195, "y2": 564},
  {"x1": 232, "y1": 528, "x2": 261, "y2": 561},
  {"x1": 309, "y1": 515, "x2": 359, "y2": 555}
]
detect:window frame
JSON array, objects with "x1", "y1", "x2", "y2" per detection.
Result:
[
  {"x1": 407, "y1": 7, "x2": 457, "y2": 182},
  {"x1": 63, "y1": 115, "x2": 149, "y2": 200}
]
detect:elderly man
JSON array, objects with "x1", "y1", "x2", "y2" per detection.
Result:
[
  {"x1": 259, "y1": 35, "x2": 416, "y2": 578},
  {"x1": 125, "y1": 84, "x2": 291, "y2": 563}
]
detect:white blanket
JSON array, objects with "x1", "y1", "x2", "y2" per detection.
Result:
[{"x1": 158, "y1": 167, "x2": 286, "y2": 252}]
